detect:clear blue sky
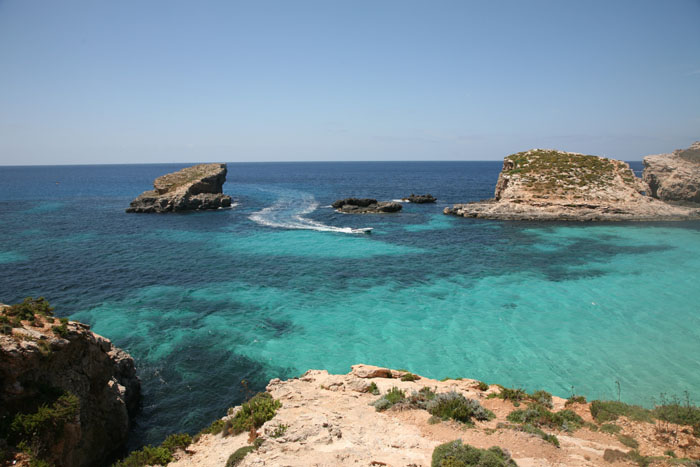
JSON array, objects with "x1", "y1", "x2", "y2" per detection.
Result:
[{"x1": 0, "y1": 0, "x2": 698, "y2": 165}]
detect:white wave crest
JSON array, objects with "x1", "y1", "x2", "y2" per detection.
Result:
[{"x1": 249, "y1": 190, "x2": 369, "y2": 234}]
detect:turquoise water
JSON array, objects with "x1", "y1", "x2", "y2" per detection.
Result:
[{"x1": 0, "y1": 162, "x2": 699, "y2": 447}]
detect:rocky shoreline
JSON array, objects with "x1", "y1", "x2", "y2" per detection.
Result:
[
  {"x1": 126, "y1": 163, "x2": 233, "y2": 213},
  {"x1": 643, "y1": 142, "x2": 700, "y2": 203},
  {"x1": 0, "y1": 299, "x2": 140, "y2": 466},
  {"x1": 445, "y1": 148, "x2": 700, "y2": 221},
  {"x1": 164, "y1": 365, "x2": 699, "y2": 466}
]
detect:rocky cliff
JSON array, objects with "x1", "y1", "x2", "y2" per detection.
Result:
[
  {"x1": 0, "y1": 299, "x2": 140, "y2": 466},
  {"x1": 126, "y1": 163, "x2": 233, "y2": 213},
  {"x1": 643, "y1": 142, "x2": 700, "y2": 203},
  {"x1": 164, "y1": 365, "x2": 699, "y2": 466},
  {"x1": 444, "y1": 149, "x2": 700, "y2": 221}
]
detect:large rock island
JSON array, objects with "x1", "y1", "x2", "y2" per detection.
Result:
[
  {"x1": 126, "y1": 163, "x2": 233, "y2": 213},
  {"x1": 0, "y1": 298, "x2": 140, "y2": 466},
  {"x1": 445, "y1": 149, "x2": 700, "y2": 221},
  {"x1": 643, "y1": 141, "x2": 700, "y2": 203}
]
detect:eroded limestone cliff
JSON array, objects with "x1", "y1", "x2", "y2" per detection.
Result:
[
  {"x1": 0, "y1": 299, "x2": 140, "y2": 466},
  {"x1": 126, "y1": 163, "x2": 233, "y2": 213},
  {"x1": 444, "y1": 149, "x2": 700, "y2": 221},
  {"x1": 643, "y1": 142, "x2": 700, "y2": 203}
]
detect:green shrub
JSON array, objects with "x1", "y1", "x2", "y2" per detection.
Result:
[
  {"x1": 426, "y1": 392, "x2": 494, "y2": 425},
  {"x1": 11, "y1": 392, "x2": 79, "y2": 451},
  {"x1": 113, "y1": 445, "x2": 173, "y2": 467},
  {"x1": 371, "y1": 387, "x2": 405, "y2": 411},
  {"x1": 506, "y1": 403, "x2": 583, "y2": 432},
  {"x1": 401, "y1": 387, "x2": 437, "y2": 410},
  {"x1": 52, "y1": 322, "x2": 68, "y2": 338},
  {"x1": 530, "y1": 390, "x2": 553, "y2": 409},
  {"x1": 368, "y1": 382, "x2": 379, "y2": 395},
  {"x1": 270, "y1": 424, "x2": 288, "y2": 438},
  {"x1": 600, "y1": 423, "x2": 621, "y2": 434},
  {"x1": 7, "y1": 297, "x2": 54, "y2": 320},
  {"x1": 488, "y1": 386, "x2": 527, "y2": 405},
  {"x1": 565, "y1": 395, "x2": 587, "y2": 406},
  {"x1": 401, "y1": 373, "x2": 419, "y2": 382},
  {"x1": 431, "y1": 440, "x2": 517, "y2": 467},
  {"x1": 161, "y1": 433, "x2": 191, "y2": 453},
  {"x1": 518, "y1": 423, "x2": 559, "y2": 447},
  {"x1": 665, "y1": 450, "x2": 676, "y2": 458},
  {"x1": 198, "y1": 418, "x2": 225, "y2": 437},
  {"x1": 652, "y1": 396, "x2": 700, "y2": 437},
  {"x1": 590, "y1": 400, "x2": 653, "y2": 423},
  {"x1": 617, "y1": 434, "x2": 639, "y2": 449},
  {"x1": 226, "y1": 445, "x2": 255, "y2": 467},
  {"x1": 225, "y1": 392, "x2": 281, "y2": 436},
  {"x1": 476, "y1": 381, "x2": 489, "y2": 391}
]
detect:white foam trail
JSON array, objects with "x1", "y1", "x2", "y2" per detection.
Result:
[
  {"x1": 391, "y1": 199, "x2": 406, "y2": 203},
  {"x1": 249, "y1": 190, "x2": 368, "y2": 234}
]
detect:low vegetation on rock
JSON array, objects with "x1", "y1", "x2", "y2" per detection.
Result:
[
  {"x1": 431, "y1": 440, "x2": 517, "y2": 467},
  {"x1": 113, "y1": 433, "x2": 192, "y2": 467}
]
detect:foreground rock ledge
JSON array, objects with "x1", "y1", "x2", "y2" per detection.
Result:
[
  {"x1": 0, "y1": 303, "x2": 140, "y2": 466},
  {"x1": 168, "y1": 364, "x2": 699, "y2": 466},
  {"x1": 444, "y1": 149, "x2": 700, "y2": 221},
  {"x1": 126, "y1": 163, "x2": 233, "y2": 213},
  {"x1": 643, "y1": 141, "x2": 700, "y2": 203}
]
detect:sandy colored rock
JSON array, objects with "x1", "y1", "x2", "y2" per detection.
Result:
[
  {"x1": 444, "y1": 149, "x2": 700, "y2": 221},
  {"x1": 170, "y1": 365, "x2": 699, "y2": 466},
  {"x1": 643, "y1": 141, "x2": 700, "y2": 203}
]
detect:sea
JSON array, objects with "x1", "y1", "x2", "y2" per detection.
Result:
[{"x1": 1, "y1": 161, "x2": 699, "y2": 449}]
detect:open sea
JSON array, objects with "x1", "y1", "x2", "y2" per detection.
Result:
[{"x1": 1, "y1": 161, "x2": 699, "y2": 449}]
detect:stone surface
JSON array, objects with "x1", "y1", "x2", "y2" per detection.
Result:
[
  {"x1": 170, "y1": 365, "x2": 700, "y2": 466},
  {"x1": 332, "y1": 198, "x2": 402, "y2": 213},
  {"x1": 643, "y1": 141, "x2": 700, "y2": 203},
  {"x1": 402, "y1": 193, "x2": 437, "y2": 203},
  {"x1": 0, "y1": 304, "x2": 140, "y2": 466},
  {"x1": 444, "y1": 149, "x2": 700, "y2": 221},
  {"x1": 126, "y1": 163, "x2": 233, "y2": 213}
]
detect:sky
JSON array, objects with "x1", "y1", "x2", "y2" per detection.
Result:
[{"x1": 0, "y1": 0, "x2": 698, "y2": 165}]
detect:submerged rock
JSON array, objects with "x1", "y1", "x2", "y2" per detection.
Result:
[
  {"x1": 643, "y1": 141, "x2": 700, "y2": 203},
  {"x1": 0, "y1": 300, "x2": 140, "y2": 466},
  {"x1": 126, "y1": 163, "x2": 233, "y2": 213},
  {"x1": 332, "y1": 198, "x2": 402, "y2": 213},
  {"x1": 444, "y1": 148, "x2": 700, "y2": 221},
  {"x1": 402, "y1": 193, "x2": 437, "y2": 203}
]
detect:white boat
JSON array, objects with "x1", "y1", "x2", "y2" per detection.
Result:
[{"x1": 351, "y1": 227, "x2": 373, "y2": 234}]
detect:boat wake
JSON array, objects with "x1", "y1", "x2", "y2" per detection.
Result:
[{"x1": 249, "y1": 189, "x2": 371, "y2": 234}]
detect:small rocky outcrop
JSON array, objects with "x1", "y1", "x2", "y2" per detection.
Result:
[
  {"x1": 126, "y1": 163, "x2": 233, "y2": 213},
  {"x1": 402, "y1": 193, "x2": 437, "y2": 203},
  {"x1": 444, "y1": 149, "x2": 700, "y2": 221},
  {"x1": 0, "y1": 299, "x2": 140, "y2": 466},
  {"x1": 332, "y1": 198, "x2": 402, "y2": 213},
  {"x1": 643, "y1": 141, "x2": 700, "y2": 203}
]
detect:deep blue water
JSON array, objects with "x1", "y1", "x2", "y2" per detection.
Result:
[{"x1": 1, "y1": 161, "x2": 699, "y2": 449}]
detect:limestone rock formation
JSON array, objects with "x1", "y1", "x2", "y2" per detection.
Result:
[
  {"x1": 643, "y1": 141, "x2": 700, "y2": 203},
  {"x1": 402, "y1": 193, "x2": 437, "y2": 203},
  {"x1": 444, "y1": 149, "x2": 700, "y2": 221},
  {"x1": 167, "y1": 364, "x2": 700, "y2": 466},
  {"x1": 0, "y1": 301, "x2": 140, "y2": 466},
  {"x1": 126, "y1": 163, "x2": 233, "y2": 213},
  {"x1": 332, "y1": 198, "x2": 402, "y2": 213}
]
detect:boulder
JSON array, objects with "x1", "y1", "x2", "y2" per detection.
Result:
[
  {"x1": 643, "y1": 141, "x2": 700, "y2": 203},
  {"x1": 402, "y1": 193, "x2": 436, "y2": 203},
  {"x1": 332, "y1": 198, "x2": 402, "y2": 214},
  {"x1": 126, "y1": 163, "x2": 233, "y2": 213}
]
